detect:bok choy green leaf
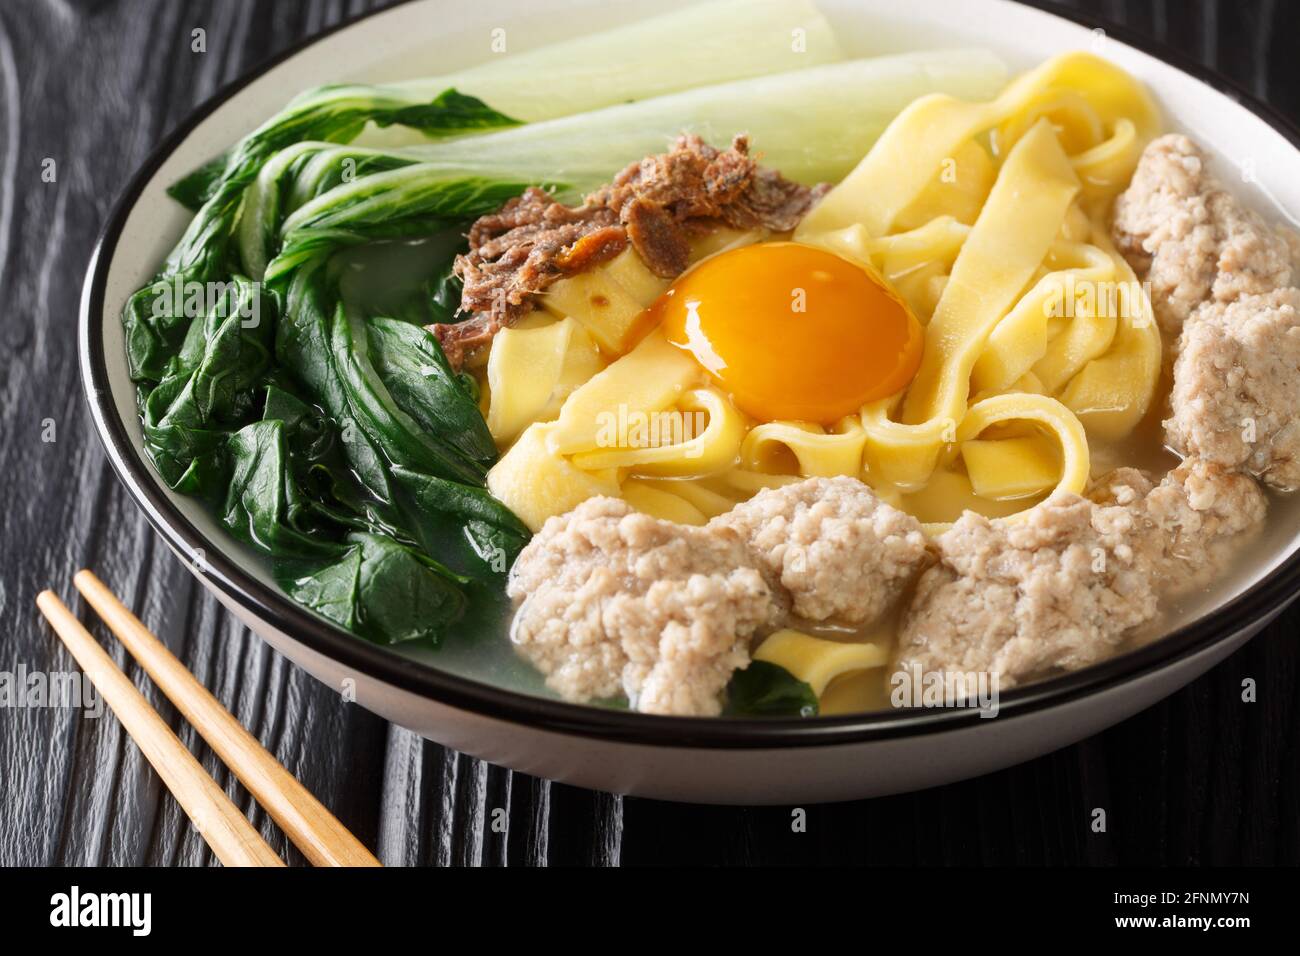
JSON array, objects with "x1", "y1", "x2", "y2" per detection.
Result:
[
  {"x1": 169, "y1": 88, "x2": 521, "y2": 210},
  {"x1": 365, "y1": 316, "x2": 496, "y2": 466},
  {"x1": 264, "y1": 170, "x2": 531, "y2": 283},
  {"x1": 237, "y1": 142, "x2": 424, "y2": 280},
  {"x1": 285, "y1": 533, "x2": 470, "y2": 645},
  {"x1": 724, "y1": 661, "x2": 819, "y2": 717}
]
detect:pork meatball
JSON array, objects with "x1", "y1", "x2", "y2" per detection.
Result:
[
  {"x1": 1112, "y1": 134, "x2": 1300, "y2": 337},
  {"x1": 1165, "y1": 288, "x2": 1300, "y2": 490},
  {"x1": 711, "y1": 476, "x2": 930, "y2": 628},
  {"x1": 1145, "y1": 458, "x2": 1268, "y2": 587},
  {"x1": 894, "y1": 492, "x2": 1157, "y2": 689},
  {"x1": 507, "y1": 497, "x2": 784, "y2": 716},
  {"x1": 1091, "y1": 460, "x2": 1267, "y2": 592}
]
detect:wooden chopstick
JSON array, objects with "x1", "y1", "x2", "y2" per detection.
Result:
[
  {"x1": 73, "y1": 570, "x2": 381, "y2": 868},
  {"x1": 36, "y1": 590, "x2": 285, "y2": 867}
]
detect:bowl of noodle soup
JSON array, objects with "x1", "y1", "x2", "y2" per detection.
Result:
[{"x1": 81, "y1": 0, "x2": 1300, "y2": 801}]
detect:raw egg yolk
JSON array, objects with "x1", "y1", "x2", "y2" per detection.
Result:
[{"x1": 658, "y1": 241, "x2": 923, "y2": 424}]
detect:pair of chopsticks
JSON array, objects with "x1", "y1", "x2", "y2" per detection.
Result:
[{"x1": 37, "y1": 570, "x2": 380, "y2": 867}]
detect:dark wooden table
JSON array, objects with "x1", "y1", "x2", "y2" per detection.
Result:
[{"x1": 2, "y1": 0, "x2": 1297, "y2": 867}]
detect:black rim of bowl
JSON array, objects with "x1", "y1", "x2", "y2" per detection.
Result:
[{"x1": 80, "y1": 0, "x2": 1300, "y2": 749}]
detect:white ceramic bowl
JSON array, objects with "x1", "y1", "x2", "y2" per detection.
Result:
[{"x1": 81, "y1": 0, "x2": 1300, "y2": 803}]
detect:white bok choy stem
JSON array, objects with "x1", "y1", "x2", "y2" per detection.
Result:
[
  {"x1": 364, "y1": 0, "x2": 844, "y2": 129},
  {"x1": 397, "y1": 49, "x2": 1010, "y2": 190}
]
